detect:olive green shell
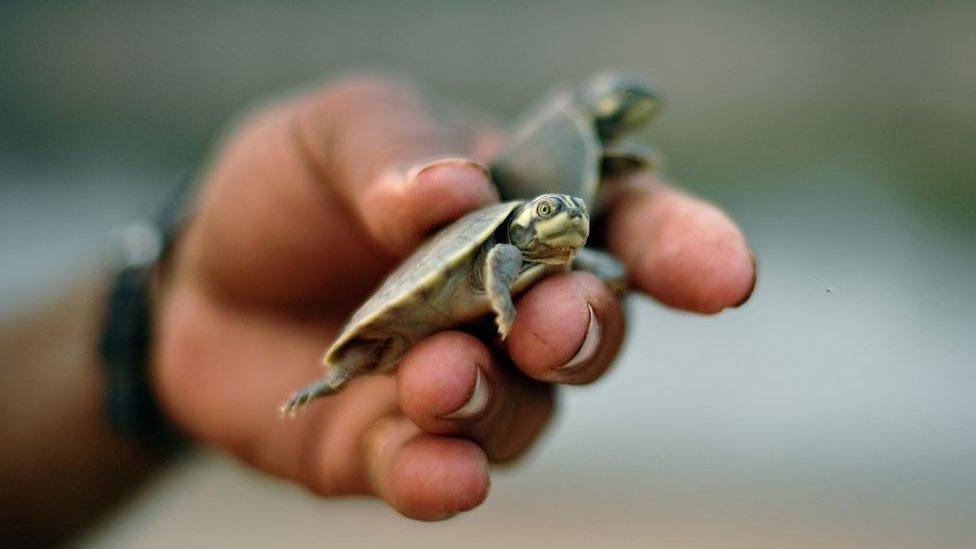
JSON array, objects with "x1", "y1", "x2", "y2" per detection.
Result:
[
  {"x1": 323, "y1": 200, "x2": 524, "y2": 364},
  {"x1": 491, "y1": 88, "x2": 600, "y2": 206}
]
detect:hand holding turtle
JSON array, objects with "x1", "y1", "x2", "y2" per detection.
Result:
[{"x1": 152, "y1": 74, "x2": 756, "y2": 521}]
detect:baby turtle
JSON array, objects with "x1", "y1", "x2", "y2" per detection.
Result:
[
  {"x1": 281, "y1": 193, "x2": 621, "y2": 415},
  {"x1": 491, "y1": 71, "x2": 662, "y2": 209}
]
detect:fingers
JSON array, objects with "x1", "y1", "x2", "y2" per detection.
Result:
[
  {"x1": 368, "y1": 298, "x2": 616, "y2": 519},
  {"x1": 397, "y1": 272, "x2": 622, "y2": 462},
  {"x1": 507, "y1": 272, "x2": 625, "y2": 384},
  {"x1": 397, "y1": 332, "x2": 555, "y2": 463},
  {"x1": 606, "y1": 175, "x2": 756, "y2": 313},
  {"x1": 362, "y1": 416, "x2": 490, "y2": 521},
  {"x1": 156, "y1": 285, "x2": 490, "y2": 521},
  {"x1": 293, "y1": 76, "x2": 499, "y2": 255}
]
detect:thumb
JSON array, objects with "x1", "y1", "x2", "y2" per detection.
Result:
[{"x1": 294, "y1": 75, "x2": 499, "y2": 255}]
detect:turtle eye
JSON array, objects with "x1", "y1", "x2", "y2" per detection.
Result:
[{"x1": 536, "y1": 198, "x2": 557, "y2": 218}]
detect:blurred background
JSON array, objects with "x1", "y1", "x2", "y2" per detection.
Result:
[{"x1": 2, "y1": 1, "x2": 975, "y2": 547}]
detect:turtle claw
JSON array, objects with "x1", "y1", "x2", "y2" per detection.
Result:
[
  {"x1": 496, "y1": 312, "x2": 514, "y2": 340},
  {"x1": 279, "y1": 385, "x2": 318, "y2": 418},
  {"x1": 279, "y1": 373, "x2": 349, "y2": 418},
  {"x1": 278, "y1": 397, "x2": 301, "y2": 419}
]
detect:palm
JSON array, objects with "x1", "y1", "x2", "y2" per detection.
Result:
[{"x1": 182, "y1": 113, "x2": 397, "y2": 313}]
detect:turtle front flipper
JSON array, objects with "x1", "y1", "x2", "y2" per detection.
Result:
[
  {"x1": 601, "y1": 141, "x2": 663, "y2": 177},
  {"x1": 572, "y1": 248, "x2": 628, "y2": 297},
  {"x1": 484, "y1": 243, "x2": 524, "y2": 339}
]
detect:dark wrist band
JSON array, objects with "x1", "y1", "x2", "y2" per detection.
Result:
[{"x1": 98, "y1": 176, "x2": 198, "y2": 452}]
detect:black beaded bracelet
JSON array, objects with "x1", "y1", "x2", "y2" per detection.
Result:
[{"x1": 98, "y1": 176, "x2": 198, "y2": 452}]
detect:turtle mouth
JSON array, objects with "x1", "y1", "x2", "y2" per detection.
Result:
[
  {"x1": 625, "y1": 97, "x2": 659, "y2": 125},
  {"x1": 529, "y1": 244, "x2": 580, "y2": 264},
  {"x1": 521, "y1": 214, "x2": 588, "y2": 264}
]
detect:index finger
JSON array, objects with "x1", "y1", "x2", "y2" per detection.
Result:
[
  {"x1": 294, "y1": 75, "x2": 499, "y2": 256},
  {"x1": 605, "y1": 174, "x2": 756, "y2": 313}
]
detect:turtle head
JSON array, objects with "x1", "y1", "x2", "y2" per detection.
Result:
[
  {"x1": 508, "y1": 194, "x2": 590, "y2": 264},
  {"x1": 581, "y1": 71, "x2": 661, "y2": 141}
]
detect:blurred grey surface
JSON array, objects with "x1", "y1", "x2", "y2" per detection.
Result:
[{"x1": 2, "y1": 1, "x2": 974, "y2": 547}]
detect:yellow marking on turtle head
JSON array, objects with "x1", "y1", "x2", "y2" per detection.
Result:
[{"x1": 509, "y1": 194, "x2": 589, "y2": 264}]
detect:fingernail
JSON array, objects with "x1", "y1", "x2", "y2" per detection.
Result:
[
  {"x1": 405, "y1": 157, "x2": 490, "y2": 188},
  {"x1": 557, "y1": 304, "x2": 601, "y2": 372},
  {"x1": 732, "y1": 247, "x2": 758, "y2": 308},
  {"x1": 442, "y1": 366, "x2": 490, "y2": 420}
]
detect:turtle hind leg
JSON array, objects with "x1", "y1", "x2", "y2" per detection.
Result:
[
  {"x1": 278, "y1": 368, "x2": 350, "y2": 417},
  {"x1": 279, "y1": 342, "x2": 376, "y2": 417},
  {"x1": 374, "y1": 335, "x2": 410, "y2": 374}
]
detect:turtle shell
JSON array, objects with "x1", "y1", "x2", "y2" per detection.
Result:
[
  {"x1": 491, "y1": 88, "x2": 601, "y2": 206},
  {"x1": 323, "y1": 199, "x2": 525, "y2": 364}
]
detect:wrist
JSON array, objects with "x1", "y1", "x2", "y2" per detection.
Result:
[
  {"x1": 0, "y1": 279, "x2": 167, "y2": 545},
  {"x1": 99, "y1": 176, "x2": 199, "y2": 452}
]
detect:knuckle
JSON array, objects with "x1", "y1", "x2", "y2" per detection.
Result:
[
  {"x1": 478, "y1": 384, "x2": 555, "y2": 463},
  {"x1": 319, "y1": 74, "x2": 419, "y2": 106}
]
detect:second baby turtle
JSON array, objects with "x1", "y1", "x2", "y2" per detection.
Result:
[{"x1": 491, "y1": 71, "x2": 662, "y2": 209}]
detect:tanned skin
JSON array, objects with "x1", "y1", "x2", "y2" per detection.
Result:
[{"x1": 0, "y1": 74, "x2": 755, "y2": 545}]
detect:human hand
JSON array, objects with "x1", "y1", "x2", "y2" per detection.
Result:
[{"x1": 153, "y1": 74, "x2": 755, "y2": 520}]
